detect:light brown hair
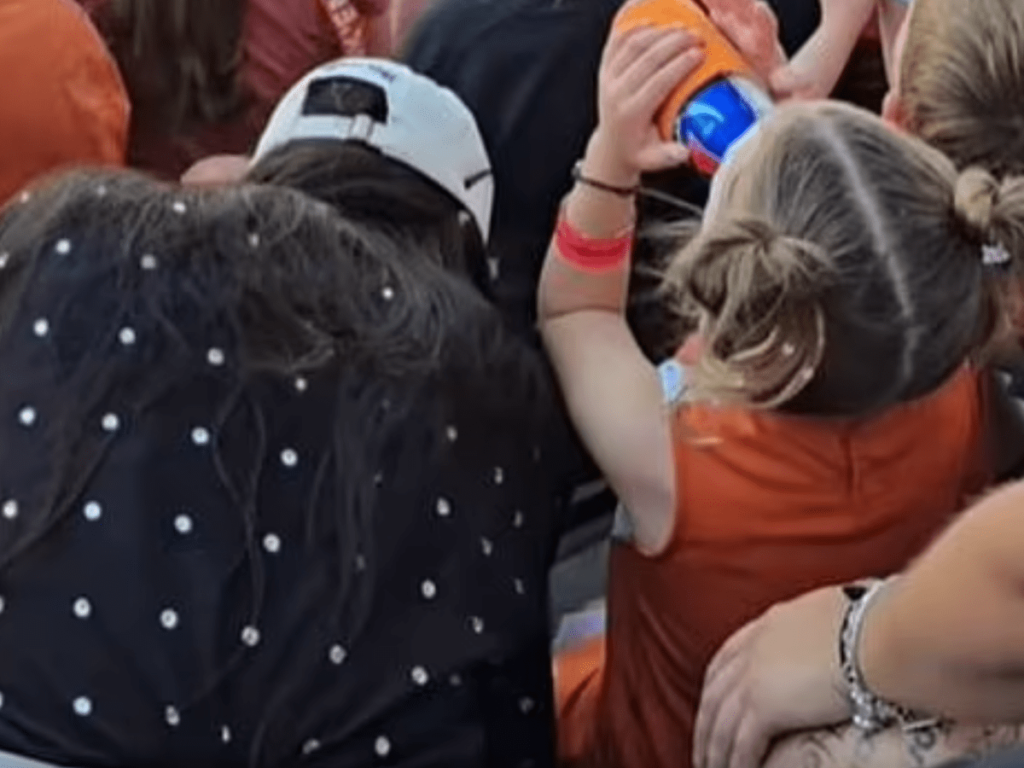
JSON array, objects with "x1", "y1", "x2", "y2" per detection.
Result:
[
  {"x1": 899, "y1": 0, "x2": 1024, "y2": 176},
  {"x1": 665, "y1": 102, "x2": 1024, "y2": 416}
]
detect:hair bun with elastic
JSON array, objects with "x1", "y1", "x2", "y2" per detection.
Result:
[{"x1": 953, "y1": 166, "x2": 1000, "y2": 238}]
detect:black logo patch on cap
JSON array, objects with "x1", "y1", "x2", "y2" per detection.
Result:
[{"x1": 303, "y1": 77, "x2": 389, "y2": 123}]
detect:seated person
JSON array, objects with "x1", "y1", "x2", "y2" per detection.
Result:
[
  {"x1": 0, "y1": 60, "x2": 562, "y2": 768},
  {"x1": 0, "y1": 0, "x2": 127, "y2": 205},
  {"x1": 697, "y1": 1, "x2": 1024, "y2": 766},
  {"x1": 539, "y1": 17, "x2": 1019, "y2": 768}
]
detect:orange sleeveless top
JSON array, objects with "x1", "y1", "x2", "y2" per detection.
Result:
[{"x1": 556, "y1": 366, "x2": 989, "y2": 768}]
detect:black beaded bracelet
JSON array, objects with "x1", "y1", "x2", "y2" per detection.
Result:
[{"x1": 571, "y1": 161, "x2": 639, "y2": 198}]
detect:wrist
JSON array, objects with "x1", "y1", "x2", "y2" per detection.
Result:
[
  {"x1": 858, "y1": 579, "x2": 897, "y2": 702},
  {"x1": 582, "y1": 130, "x2": 641, "y2": 190}
]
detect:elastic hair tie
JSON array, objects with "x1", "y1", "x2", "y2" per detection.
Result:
[{"x1": 983, "y1": 242, "x2": 1012, "y2": 266}]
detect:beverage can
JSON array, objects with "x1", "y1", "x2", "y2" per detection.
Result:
[
  {"x1": 613, "y1": 0, "x2": 774, "y2": 176},
  {"x1": 678, "y1": 76, "x2": 772, "y2": 175}
]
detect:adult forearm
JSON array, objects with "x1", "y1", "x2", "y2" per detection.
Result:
[{"x1": 860, "y1": 482, "x2": 1024, "y2": 721}]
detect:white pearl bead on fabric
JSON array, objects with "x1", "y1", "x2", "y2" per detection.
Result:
[
  {"x1": 207, "y1": 348, "x2": 225, "y2": 366},
  {"x1": 73, "y1": 697, "x2": 92, "y2": 717},
  {"x1": 140, "y1": 254, "x2": 158, "y2": 271},
  {"x1": 191, "y1": 427, "x2": 210, "y2": 446},
  {"x1": 2, "y1": 501, "x2": 18, "y2": 520},
  {"x1": 421, "y1": 580, "x2": 437, "y2": 600},
  {"x1": 33, "y1": 319, "x2": 49, "y2": 338},
  {"x1": 54, "y1": 239, "x2": 71, "y2": 256},
  {"x1": 241, "y1": 626, "x2": 260, "y2": 647},
  {"x1": 84, "y1": 502, "x2": 102, "y2": 521},
  {"x1": 329, "y1": 645, "x2": 347, "y2": 665},
  {"x1": 18, "y1": 407, "x2": 36, "y2": 427},
  {"x1": 174, "y1": 515, "x2": 193, "y2": 535},
  {"x1": 410, "y1": 666, "x2": 429, "y2": 686},
  {"x1": 73, "y1": 597, "x2": 91, "y2": 619},
  {"x1": 263, "y1": 533, "x2": 281, "y2": 554},
  {"x1": 101, "y1": 413, "x2": 120, "y2": 433},
  {"x1": 375, "y1": 736, "x2": 391, "y2": 758},
  {"x1": 119, "y1": 327, "x2": 136, "y2": 346},
  {"x1": 280, "y1": 449, "x2": 298, "y2": 468},
  {"x1": 435, "y1": 498, "x2": 451, "y2": 518},
  {"x1": 161, "y1": 609, "x2": 179, "y2": 630},
  {"x1": 165, "y1": 706, "x2": 181, "y2": 727}
]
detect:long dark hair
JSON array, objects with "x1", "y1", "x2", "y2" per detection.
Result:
[
  {"x1": 249, "y1": 140, "x2": 493, "y2": 295},
  {"x1": 0, "y1": 169, "x2": 546, "y2": 644},
  {"x1": 98, "y1": 0, "x2": 248, "y2": 131}
]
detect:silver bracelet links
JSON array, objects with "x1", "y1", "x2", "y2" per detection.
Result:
[{"x1": 839, "y1": 579, "x2": 906, "y2": 734}]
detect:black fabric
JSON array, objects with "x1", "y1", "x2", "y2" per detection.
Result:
[
  {"x1": 404, "y1": 0, "x2": 820, "y2": 340},
  {"x1": 0, "y1": 190, "x2": 561, "y2": 768},
  {"x1": 405, "y1": 0, "x2": 626, "y2": 340}
]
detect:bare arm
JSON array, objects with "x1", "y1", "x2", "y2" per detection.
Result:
[
  {"x1": 695, "y1": 482, "x2": 1024, "y2": 768},
  {"x1": 861, "y1": 482, "x2": 1024, "y2": 722},
  {"x1": 765, "y1": 722, "x2": 1024, "y2": 768},
  {"x1": 770, "y1": 0, "x2": 876, "y2": 100},
  {"x1": 538, "y1": 21, "x2": 703, "y2": 553}
]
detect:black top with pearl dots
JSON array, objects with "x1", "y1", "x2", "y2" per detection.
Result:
[{"x1": 0, "y1": 184, "x2": 563, "y2": 768}]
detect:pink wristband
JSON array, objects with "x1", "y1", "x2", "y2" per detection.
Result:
[{"x1": 555, "y1": 216, "x2": 634, "y2": 272}]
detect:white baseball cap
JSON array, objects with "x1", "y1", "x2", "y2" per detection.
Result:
[{"x1": 253, "y1": 58, "x2": 494, "y2": 243}]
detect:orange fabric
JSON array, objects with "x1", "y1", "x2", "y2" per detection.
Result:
[
  {"x1": 556, "y1": 366, "x2": 989, "y2": 768},
  {"x1": 0, "y1": 0, "x2": 128, "y2": 206}
]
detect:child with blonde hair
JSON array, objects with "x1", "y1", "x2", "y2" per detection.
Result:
[
  {"x1": 693, "y1": 2, "x2": 1024, "y2": 768},
  {"x1": 540, "y1": 10, "x2": 1024, "y2": 768}
]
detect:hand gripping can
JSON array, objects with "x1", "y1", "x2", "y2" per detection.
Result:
[{"x1": 614, "y1": 0, "x2": 773, "y2": 175}]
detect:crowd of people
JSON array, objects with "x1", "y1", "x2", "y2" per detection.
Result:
[{"x1": 2, "y1": 0, "x2": 1024, "y2": 767}]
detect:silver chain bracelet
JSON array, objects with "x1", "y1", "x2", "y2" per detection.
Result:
[{"x1": 839, "y1": 579, "x2": 908, "y2": 734}]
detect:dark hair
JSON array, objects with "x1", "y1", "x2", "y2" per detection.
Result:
[
  {"x1": 248, "y1": 140, "x2": 492, "y2": 294},
  {"x1": 247, "y1": 73, "x2": 492, "y2": 295},
  {"x1": 98, "y1": 0, "x2": 248, "y2": 131},
  {"x1": 665, "y1": 101, "x2": 1024, "y2": 417},
  {"x1": 0, "y1": 169, "x2": 546, "y2": 637}
]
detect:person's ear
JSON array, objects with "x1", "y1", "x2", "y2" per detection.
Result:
[{"x1": 881, "y1": 89, "x2": 908, "y2": 130}]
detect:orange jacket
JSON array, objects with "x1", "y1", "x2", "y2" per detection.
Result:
[{"x1": 0, "y1": 0, "x2": 128, "y2": 205}]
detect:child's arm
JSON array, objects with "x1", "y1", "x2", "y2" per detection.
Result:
[
  {"x1": 538, "y1": 22, "x2": 702, "y2": 555},
  {"x1": 770, "y1": 0, "x2": 877, "y2": 99}
]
